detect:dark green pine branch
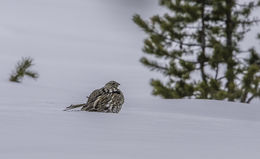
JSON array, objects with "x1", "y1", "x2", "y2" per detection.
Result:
[{"x1": 9, "y1": 57, "x2": 39, "y2": 83}]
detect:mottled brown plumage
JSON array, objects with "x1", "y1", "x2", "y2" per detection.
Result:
[{"x1": 64, "y1": 81, "x2": 124, "y2": 113}]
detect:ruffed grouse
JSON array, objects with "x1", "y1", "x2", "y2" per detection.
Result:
[{"x1": 64, "y1": 81, "x2": 124, "y2": 113}]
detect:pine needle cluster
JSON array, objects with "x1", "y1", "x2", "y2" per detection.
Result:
[{"x1": 9, "y1": 57, "x2": 39, "y2": 83}]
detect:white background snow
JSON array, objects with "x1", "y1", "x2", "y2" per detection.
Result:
[{"x1": 0, "y1": 0, "x2": 260, "y2": 159}]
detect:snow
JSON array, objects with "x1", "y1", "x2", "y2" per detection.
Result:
[
  {"x1": 1, "y1": 92, "x2": 260, "y2": 159},
  {"x1": 0, "y1": 0, "x2": 260, "y2": 159}
]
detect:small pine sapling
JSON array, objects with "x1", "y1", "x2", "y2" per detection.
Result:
[{"x1": 9, "y1": 57, "x2": 39, "y2": 83}]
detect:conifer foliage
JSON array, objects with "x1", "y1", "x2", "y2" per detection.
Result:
[
  {"x1": 133, "y1": 0, "x2": 260, "y2": 103},
  {"x1": 9, "y1": 57, "x2": 39, "y2": 83}
]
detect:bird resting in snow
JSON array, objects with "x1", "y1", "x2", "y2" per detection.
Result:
[{"x1": 64, "y1": 81, "x2": 124, "y2": 113}]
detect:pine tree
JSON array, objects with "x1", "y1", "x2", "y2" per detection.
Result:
[
  {"x1": 133, "y1": 0, "x2": 260, "y2": 103},
  {"x1": 9, "y1": 57, "x2": 39, "y2": 83}
]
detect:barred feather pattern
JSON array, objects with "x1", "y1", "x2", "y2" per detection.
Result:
[{"x1": 81, "y1": 86, "x2": 124, "y2": 113}]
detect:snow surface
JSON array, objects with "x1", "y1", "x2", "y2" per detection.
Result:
[
  {"x1": 1, "y1": 89, "x2": 260, "y2": 159},
  {"x1": 0, "y1": 0, "x2": 260, "y2": 159}
]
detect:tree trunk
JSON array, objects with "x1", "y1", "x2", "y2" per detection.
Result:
[{"x1": 225, "y1": 0, "x2": 236, "y2": 101}]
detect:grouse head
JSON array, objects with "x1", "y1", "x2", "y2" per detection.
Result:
[{"x1": 104, "y1": 81, "x2": 120, "y2": 89}]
